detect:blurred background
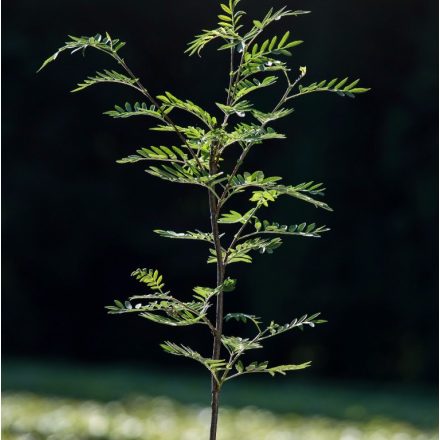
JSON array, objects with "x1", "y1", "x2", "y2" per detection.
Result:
[{"x1": 2, "y1": 0, "x2": 438, "y2": 439}]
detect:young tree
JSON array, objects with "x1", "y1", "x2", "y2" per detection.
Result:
[{"x1": 39, "y1": 2, "x2": 368, "y2": 438}]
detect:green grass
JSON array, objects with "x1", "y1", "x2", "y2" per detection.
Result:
[{"x1": 2, "y1": 359, "x2": 438, "y2": 440}]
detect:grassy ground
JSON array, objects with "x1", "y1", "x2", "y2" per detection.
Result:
[{"x1": 2, "y1": 360, "x2": 438, "y2": 439}]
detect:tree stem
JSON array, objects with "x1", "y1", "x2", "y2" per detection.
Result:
[
  {"x1": 208, "y1": 148, "x2": 224, "y2": 440},
  {"x1": 209, "y1": 382, "x2": 220, "y2": 440}
]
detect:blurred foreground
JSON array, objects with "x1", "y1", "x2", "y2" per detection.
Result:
[
  {"x1": 3, "y1": 393, "x2": 438, "y2": 440},
  {"x1": 2, "y1": 361, "x2": 438, "y2": 440}
]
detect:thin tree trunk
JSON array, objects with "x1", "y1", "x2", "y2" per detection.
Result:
[
  {"x1": 208, "y1": 152, "x2": 224, "y2": 440},
  {"x1": 209, "y1": 380, "x2": 220, "y2": 440}
]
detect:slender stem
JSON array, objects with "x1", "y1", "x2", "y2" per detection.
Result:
[
  {"x1": 208, "y1": 6, "x2": 241, "y2": 435},
  {"x1": 208, "y1": 144, "x2": 225, "y2": 440}
]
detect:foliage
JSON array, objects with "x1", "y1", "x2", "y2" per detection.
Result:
[{"x1": 39, "y1": 1, "x2": 368, "y2": 438}]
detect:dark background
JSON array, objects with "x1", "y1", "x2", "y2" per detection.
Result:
[{"x1": 3, "y1": 0, "x2": 438, "y2": 385}]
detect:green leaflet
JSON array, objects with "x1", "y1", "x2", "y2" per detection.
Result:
[
  {"x1": 265, "y1": 362, "x2": 312, "y2": 376},
  {"x1": 231, "y1": 360, "x2": 311, "y2": 378},
  {"x1": 192, "y1": 277, "x2": 236, "y2": 301},
  {"x1": 208, "y1": 247, "x2": 252, "y2": 264},
  {"x1": 225, "y1": 312, "x2": 262, "y2": 331},
  {"x1": 279, "y1": 188, "x2": 333, "y2": 211},
  {"x1": 221, "y1": 336, "x2": 262, "y2": 354},
  {"x1": 157, "y1": 91, "x2": 218, "y2": 128},
  {"x1": 186, "y1": 27, "x2": 237, "y2": 57},
  {"x1": 253, "y1": 219, "x2": 330, "y2": 238},
  {"x1": 150, "y1": 124, "x2": 206, "y2": 140},
  {"x1": 216, "y1": 100, "x2": 253, "y2": 117},
  {"x1": 235, "y1": 76, "x2": 278, "y2": 100},
  {"x1": 294, "y1": 77, "x2": 371, "y2": 99},
  {"x1": 222, "y1": 277, "x2": 237, "y2": 292},
  {"x1": 154, "y1": 230, "x2": 218, "y2": 244},
  {"x1": 218, "y1": 209, "x2": 255, "y2": 224},
  {"x1": 264, "y1": 313, "x2": 327, "y2": 338},
  {"x1": 146, "y1": 163, "x2": 221, "y2": 186},
  {"x1": 131, "y1": 268, "x2": 165, "y2": 291},
  {"x1": 226, "y1": 123, "x2": 286, "y2": 146},
  {"x1": 104, "y1": 102, "x2": 164, "y2": 120},
  {"x1": 251, "y1": 107, "x2": 294, "y2": 124},
  {"x1": 225, "y1": 312, "x2": 262, "y2": 325},
  {"x1": 71, "y1": 69, "x2": 138, "y2": 93},
  {"x1": 117, "y1": 145, "x2": 188, "y2": 164},
  {"x1": 249, "y1": 190, "x2": 279, "y2": 206},
  {"x1": 140, "y1": 311, "x2": 204, "y2": 327},
  {"x1": 271, "y1": 182, "x2": 333, "y2": 211},
  {"x1": 244, "y1": 32, "x2": 303, "y2": 67},
  {"x1": 231, "y1": 171, "x2": 282, "y2": 187}
]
